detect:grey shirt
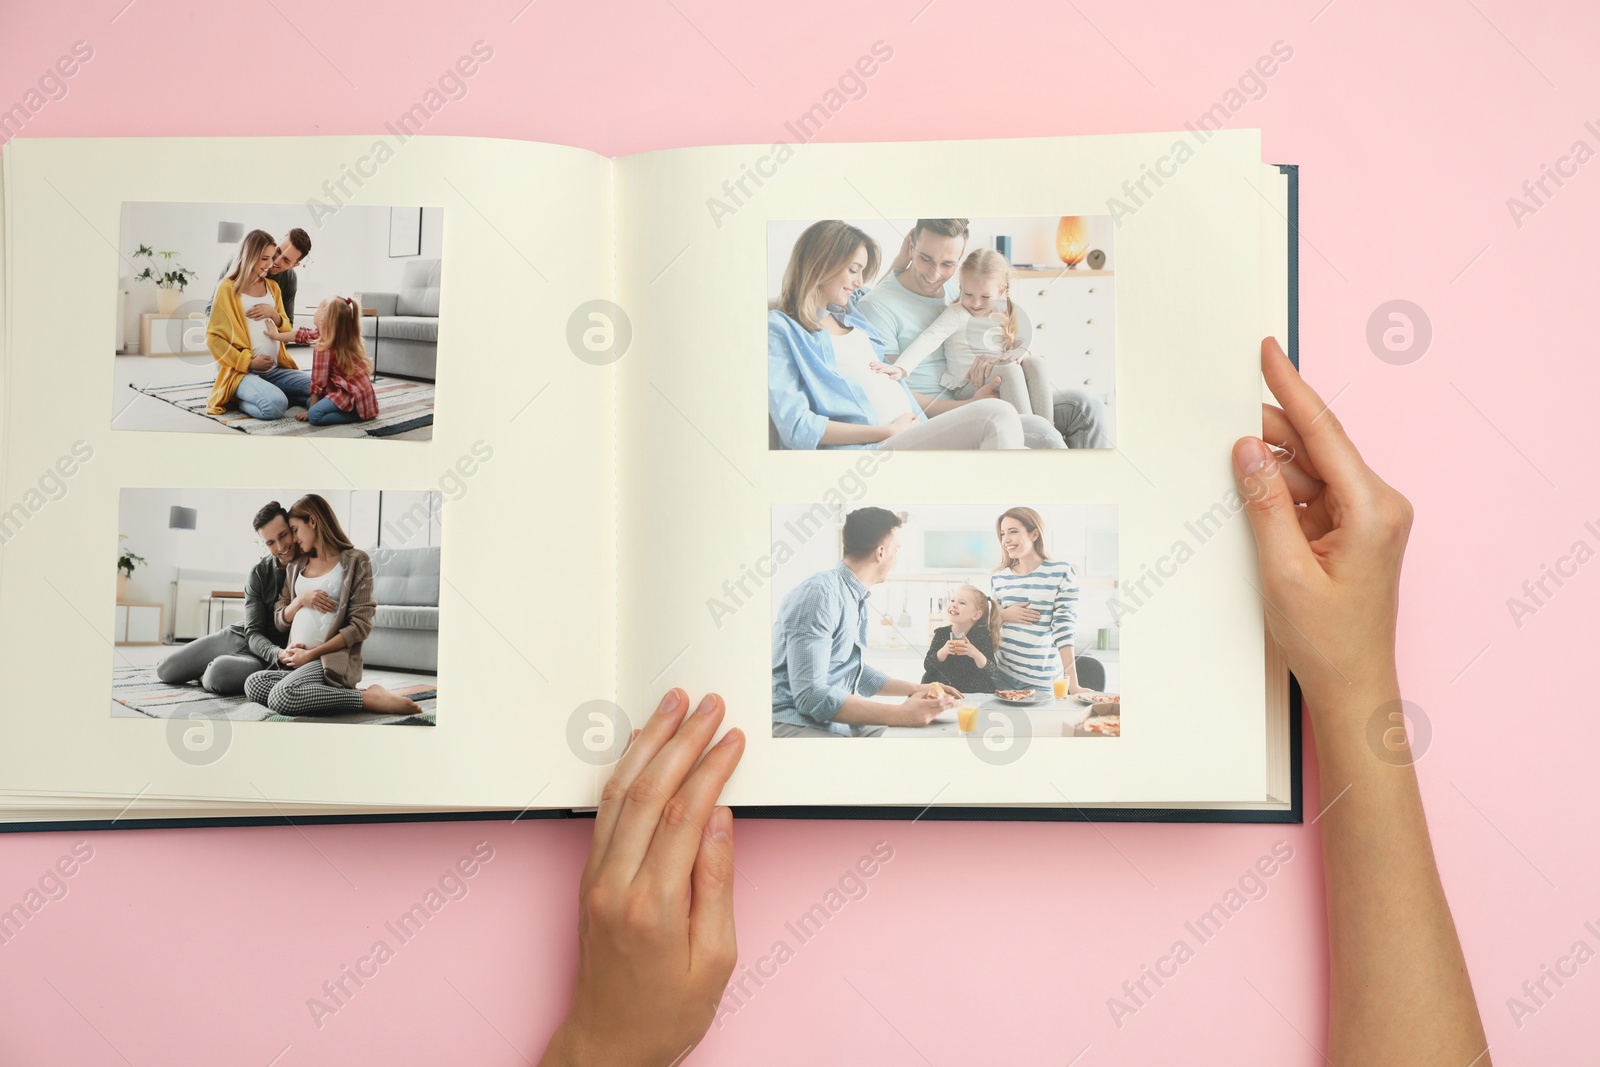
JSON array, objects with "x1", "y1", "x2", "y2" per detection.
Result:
[{"x1": 228, "y1": 555, "x2": 290, "y2": 665}]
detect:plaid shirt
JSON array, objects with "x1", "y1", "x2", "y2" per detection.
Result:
[{"x1": 295, "y1": 327, "x2": 379, "y2": 420}]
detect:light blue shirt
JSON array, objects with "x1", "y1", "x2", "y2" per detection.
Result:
[
  {"x1": 856, "y1": 269, "x2": 960, "y2": 396},
  {"x1": 772, "y1": 562, "x2": 891, "y2": 735},
  {"x1": 768, "y1": 292, "x2": 926, "y2": 451}
]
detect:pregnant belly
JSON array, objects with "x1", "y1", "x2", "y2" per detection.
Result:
[
  {"x1": 289, "y1": 609, "x2": 334, "y2": 649},
  {"x1": 852, "y1": 368, "x2": 914, "y2": 424}
]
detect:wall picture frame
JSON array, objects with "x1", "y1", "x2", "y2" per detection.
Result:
[{"x1": 388, "y1": 206, "x2": 423, "y2": 258}]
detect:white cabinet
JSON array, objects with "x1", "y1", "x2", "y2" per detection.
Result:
[
  {"x1": 140, "y1": 313, "x2": 209, "y2": 356},
  {"x1": 1015, "y1": 269, "x2": 1115, "y2": 409},
  {"x1": 115, "y1": 602, "x2": 164, "y2": 645}
]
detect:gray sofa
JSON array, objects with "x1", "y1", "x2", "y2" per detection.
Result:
[
  {"x1": 361, "y1": 545, "x2": 440, "y2": 673},
  {"x1": 360, "y1": 258, "x2": 440, "y2": 381}
]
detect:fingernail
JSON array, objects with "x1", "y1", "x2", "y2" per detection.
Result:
[
  {"x1": 625, "y1": 728, "x2": 640, "y2": 749},
  {"x1": 695, "y1": 693, "x2": 722, "y2": 716},
  {"x1": 716, "y1": 726, "x2": 742, "y2": 748},
  {"x1": 1235, "y1": 437, "x2": 1273, "y2": 476},
  {"x1": 656, "y1": 689, "x2": 685, "y2": 717},
  {"x1": 710, "y1": 806, "x2": 732, "y2": 842}
]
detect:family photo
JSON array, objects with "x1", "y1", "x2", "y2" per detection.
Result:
[
  {"x1": 112, "y1": 488, "x2": 442, "y2": 726},
  {"x1": 770, "y1": 502, "x2": 1120, "y2": 738},
  {"x1": 113, "y1": 201, "x2": 443, "y2": 440},
  {"x1": 767, "y1": 216, "x2": 1116, "y2": 450}
]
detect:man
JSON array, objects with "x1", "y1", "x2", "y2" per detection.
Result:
[
  {"x1": 208, "y1": 226, "x2": 311, "y2": 325},
  {"x1": 771, "y1": 507, "x2": 958, "y2": 737},
  {"x1": 155, "y1": 501, "x2": 336, "y2": 694},
  {"x1": 857, "y1": 218, "x2": 1109, "y2": 448}
]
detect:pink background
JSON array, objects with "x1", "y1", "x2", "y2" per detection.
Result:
[{"x1": 3, "y1": 0, "x2": 1596, "y2": 1062}]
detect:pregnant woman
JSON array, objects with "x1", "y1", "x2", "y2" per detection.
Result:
[
  {"x1": 205, "y1": 229, "x2": 311, "y2": 420},
  {"x1": 768, "y1": 221, "x2": 1065, "y2": 450},
  {"x1": 243, "y1": 494, "x2": 420, "y2": 717},
  {"x1": 988, "y1": 506, "x2": 1086, "y2": 695}
]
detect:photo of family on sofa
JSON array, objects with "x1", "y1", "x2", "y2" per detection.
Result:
[
  {"x1": 113, "y1": 201, "x2": 443, "y2": 441},
  {"x1": 768, "y1": 215, "x2": 1116, "y2": 450},
  {"x1": 112, "y1": 488, "x2": 441, "y2": 726},
  {"x1": 770, "y1": 502, "x2": 1120, "y2": 738}
]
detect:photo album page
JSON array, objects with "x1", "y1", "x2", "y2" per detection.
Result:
[
  {"x1": 616, "y1": 131, "x2": 1289, "y2": 811},
  {"x1": 0, "y1": 135, "x2": 619, "y2": 818}
]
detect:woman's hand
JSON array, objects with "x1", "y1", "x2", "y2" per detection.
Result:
[
  {"x1": 1000, "y1": 603, "x2": 1042, "y2": 625},
  {"x1": 244, "y1": 304, "x2": 278, "y2": 322},
  {"x1": 891, "y1": 230, "x2": 914, "y2": 272},
  {"x1": 882, "y1": 412, "x2": 917, "y2": 439},
  {"x1": 295, "y1": 589, "x2": 337, "y2": 614},
  {"x1": 1233, "y1": 337, "x2": 1412, "y2": 709},
  {"x1": 870, "y1": 361, "x2": 907, "y2": 380},
  {"x1": 541, "y1": 690, "x2": 745, "y2": 1067},
  {"x1": 295, "y1": 413, "x2": 310, "y2": 422},
  {"x1": 278, "y1": 643, "x2": 314, "y2": 669},
  {"x1": 249, "y1": 353, "x2": 275, "y2": 373}
]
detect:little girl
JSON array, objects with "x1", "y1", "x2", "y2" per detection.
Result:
[
  {"x1": 876, "y1": 249, "x2": 1053, "y2": 419},
  {"x1": 922, "y1": 583, "x2": 1000, "y2": 693},
  {"x1": 266, "y1": 296, "x2": 379, "y2": 427}
]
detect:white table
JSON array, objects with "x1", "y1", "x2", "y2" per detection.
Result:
[{"x1": 878, "y1": 692, "x2": 1113, "y2": 738}]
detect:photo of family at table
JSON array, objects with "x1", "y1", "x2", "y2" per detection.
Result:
[
  {"x1": 770, "y1": 502, "x2": 1120, "y2": 738},
  {"x1": 114, "y1": 201, "x2": 442, "y2": 441},
  {"x1": 767, "y1": 215, "x2": 1116, "y2": 451}
]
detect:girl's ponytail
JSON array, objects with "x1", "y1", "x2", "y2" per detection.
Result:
[{"x1": 961, "y1": 248, "x2": 1021, "y2": 351}]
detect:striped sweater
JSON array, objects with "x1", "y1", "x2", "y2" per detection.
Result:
[{"x1": 989, "y1": 558, "x2": 1080, "y2": 688}]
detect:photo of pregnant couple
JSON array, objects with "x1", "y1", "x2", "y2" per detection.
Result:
[
  {"x1": 113, "y1": 489, "x2": 441, "y2": 727},
  {"x1": 770, "y1": 502, "x2": 1120, "y2": 738},
  {"x1": 768, "y1": 215, "x2": 1116, "y2": 450},
  {"x1": 115, "y1": 201, "x2": 442, "y2": 442}
]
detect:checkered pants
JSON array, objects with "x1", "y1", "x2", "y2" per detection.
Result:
[{"x1": 243, "y1": 660, "x2": 363, "y2": 715}]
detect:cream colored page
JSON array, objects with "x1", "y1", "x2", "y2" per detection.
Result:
[
  {"x1": 615, "y1": 132, "x2": 1267, "y2": 807},
  {"x1": 0, "y1": 136, "x2": 612, "y2": 809}
]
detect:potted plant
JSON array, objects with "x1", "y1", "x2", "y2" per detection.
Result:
[
  {"x1": 131, "y1": 245, "x2": 199, "y2": 314},
  {"x1": 117, "y1": 535, "x2": 146, "y2": 603}
]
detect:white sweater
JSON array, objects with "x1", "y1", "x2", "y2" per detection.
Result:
[{"x1": 893, "y1": 303, "x2": 1028, "y2": 390}]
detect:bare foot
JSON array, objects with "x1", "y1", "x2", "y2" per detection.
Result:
[{"x1": 362, "y1": 684, "x2": 422, "y2": 714}]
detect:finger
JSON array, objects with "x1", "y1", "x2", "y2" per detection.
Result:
[
  {"x1": 585, "y1": 689, "x2": 687, "y2": 883},
  {"x1": 638, "y1": 726, "x2": 744, "y2": 896},
  {"x1": 601, "y1": 694, "x2": 728, "y2": 884},
  {"x1": 1261, "y1": 405, "x2": 1324, "y2": 503},
  {"x1": 689, "y1": 805, "x2": 738, "y2": 978},
  {"x1": 1260, "y1": 337, "x2": 1367, "y2": 492},
  {"x1": 1234, "y1": 436, "x2": 1316, "y2": 578}
]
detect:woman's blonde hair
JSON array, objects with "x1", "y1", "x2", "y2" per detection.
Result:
[
  {"x1": 961, "y1": 248, "x2": 1022, "y2": 351},
  {"x1": 952, "y1": 582, "x2": 1002, "y2": 637},
  {"x1": 994, "y1": 506, "x2": 1050, "y2": 571},
  {"x1": 779, "y1": 220, "x2": 880, "y2": 332},
  {"x1": 320, "y1": 297, "x2": 372, "y2": 382},
  {"x1": 287, "y1": 493, "x2": 354, "y2": 557},
  {"x1": 224, "y1": 229, "x2": 277, "y2": 290}
]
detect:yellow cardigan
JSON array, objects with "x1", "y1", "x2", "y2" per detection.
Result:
[{"x1": 205, "y1": 278, "x2": 299, "y2": 414}]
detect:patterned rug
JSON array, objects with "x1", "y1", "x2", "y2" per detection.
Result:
[
  {"x1": 112, "y1": 664, "x2": 437, "y2": 726},
  {"x1": 130, "y1": 377, "x2": 435, "y2": 439}
]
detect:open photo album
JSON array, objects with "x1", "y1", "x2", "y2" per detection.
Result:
[{"x1": 0, "y1": 129, "x2": 1300, "y2": 829}]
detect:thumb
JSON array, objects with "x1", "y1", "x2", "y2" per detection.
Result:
[{"x1": 1233, "y1": 437, "x2": 1312, "y2": 576}]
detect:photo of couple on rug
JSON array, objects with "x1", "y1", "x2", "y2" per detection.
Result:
[
  {"x1": 114, "y1": 202, "x2": 441, "y2": 441},
  {"x1": 113, "y1": 489, "x2": 440, "y2": 727}
]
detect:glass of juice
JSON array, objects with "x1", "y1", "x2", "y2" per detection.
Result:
[
  {"x1": 958, "y1": 704, "x2": 978, "y2": 733},
  {"x1": 1053, "y1": 678, "x2": 1070, "y2": 700}
]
